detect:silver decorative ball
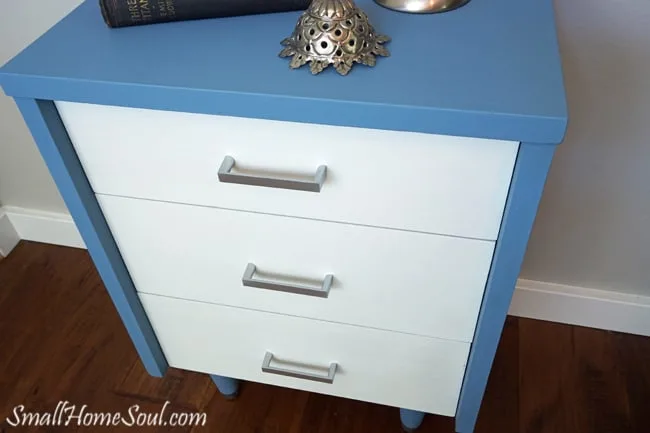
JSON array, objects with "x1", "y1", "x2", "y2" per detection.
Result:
[{"x1": 279, "y1": 0, "x2": 391, "y2": 75}]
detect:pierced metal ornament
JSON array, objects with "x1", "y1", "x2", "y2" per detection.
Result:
[{"x1": 279, "y1": 0, "x2": 390, "y2": 75}]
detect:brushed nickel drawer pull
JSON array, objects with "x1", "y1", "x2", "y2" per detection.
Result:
[
  {"x1": 242, "y1": 263, "x2": 333, "y2": 298},
  {"x1": 261, "y1": 352, "x2": 337, "y2": 384},
  {"x1": 218, "y1": 156, "x2": 327, "y2": 192}
]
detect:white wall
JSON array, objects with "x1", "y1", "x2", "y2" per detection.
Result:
[
  {"x1": 520, "y1": 0, "x2": 650, "y2": 296},
  {"x1": 0, "y1": 0, "x2": 649, "y2": 296},
  {"x1": 0, "y1": 0, "x2": 83, "y2": 212}
]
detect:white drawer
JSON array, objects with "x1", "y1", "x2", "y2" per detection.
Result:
[
  {"x1": 140, "y1": 294, "x2": 470, "y2": 416},
  {"x1": 58, "y1": 101, "x2": 518, "y2": 240},
  {"x1": 99, "y1": 194, "x2": 495, "y2": 342}
]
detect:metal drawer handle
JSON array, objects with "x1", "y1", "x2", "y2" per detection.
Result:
[
  {"x1": 242, "y1": 263, "x2": 333, "y2": 298},
  {"x1": 218, "y1": 156, "x2": 327, "y2": 192},
  {"x1": 262, "y1": 352, "x2": 337, "y2": 384}
]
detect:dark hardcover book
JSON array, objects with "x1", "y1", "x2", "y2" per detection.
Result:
[{"x1": 99, "y1": 0, "x2": 311, "y2": 28}]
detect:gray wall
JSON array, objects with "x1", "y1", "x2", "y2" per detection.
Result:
[
  {"x1": 0, "y1": 0, "x2": 82, "y2": 212},
  {"x1": 1, "y1": 0, "x2": 649, "y2": 295},
  {"x1": 520, "y1": 0, "x2": 650, "y2": 295}
]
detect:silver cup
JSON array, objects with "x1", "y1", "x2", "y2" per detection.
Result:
[{"x1": 374, "y1": 0, "x2": 470, "y2": 13}]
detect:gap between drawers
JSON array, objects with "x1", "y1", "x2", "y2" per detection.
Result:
[
  {"x1": 96, "y1": 192, "x2": 496, "y2": 243},
  {"x1": 137, "y1": 291, "x2": 478, "y2": 345}
]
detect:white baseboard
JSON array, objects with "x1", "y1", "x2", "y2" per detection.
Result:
[
  {"x1": 510, "y1": 279, "x2": 650, "y2": 337},
  {"x1": 1, "y1": 206, "x2": 648, "y2": 337},
  {"x1": 2, "y1": 206, "x2": 85, "y2": 249},
  {"x1": 0, "y1": 209, "x2": 21, "y2": 257}
]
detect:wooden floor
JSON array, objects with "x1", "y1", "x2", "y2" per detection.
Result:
[{"x1": 0, "y1": 242, "x2": 648, "y2": 433}]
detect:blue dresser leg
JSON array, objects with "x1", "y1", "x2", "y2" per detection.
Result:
[
  {"x1": 400, "y1": 408, "x2": 425, "y2": 432},
  {"x1": 210, "y1": 375, "x2": 240, "y2": 400}
]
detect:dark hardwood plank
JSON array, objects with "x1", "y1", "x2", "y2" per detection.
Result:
[
  {"x1": 572, "y1": 326, "x2": 633, "y2": 433},
  {"x1": 518, "y1": 318, "x2": 637, "y2": 433},
  {"x1": 475, "y1": 315, "x2": 519, "y2": 433},
  {"x1": 518, "y1": 318, "x2": 586, "y2": 433},
  {"x1": 214, "y1": 382, "x2": 307, "y2": 433},
  {"x1": 612, "y1": 331, "x2": 650, "y2": 433},
  {"x1": 0, "y1": 241, "x2": 648, "y2": 433}
]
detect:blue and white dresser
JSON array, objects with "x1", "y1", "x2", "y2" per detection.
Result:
[{"x1": 0, "y1": 0, "x2": 567, "y2": 431}]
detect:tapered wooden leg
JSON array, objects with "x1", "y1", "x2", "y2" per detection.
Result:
[
  {"x1": 210, "y1": 375, "x2": 240, "y2": 400},
  {"x1": 400, "y1": 408, "x2": 425, "y2": 432}
]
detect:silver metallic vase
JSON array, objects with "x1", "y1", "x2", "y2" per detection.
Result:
[
  {"x1": 279, "y1": 0, "x2": 390, "y2": 75},
  {"x1": 373, "y1": 0, "x2": 470, "y2": 13}
]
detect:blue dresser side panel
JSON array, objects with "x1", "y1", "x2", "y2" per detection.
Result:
[
  {"x1": 455, "y1": 142, "x2": 556, "y2": 433},
  {"x1": 14, "y1": 97, "x2": 168, "y2": 377}
]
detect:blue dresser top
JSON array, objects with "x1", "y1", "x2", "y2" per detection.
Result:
[{"x1": 0, "y1": 0, "x2": 567, "y2": 144}]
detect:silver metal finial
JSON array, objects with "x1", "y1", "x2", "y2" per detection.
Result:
[
  {"x1": 279, "y1": 0, "x2": 390, "y2": 75},
  {"x1": 373, "y1": 0, "x2": 470, "y2": 13}
]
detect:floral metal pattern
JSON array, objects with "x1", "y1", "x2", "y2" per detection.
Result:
[{"x1": 279, "y1": 0, "x2": 390, "y2": 75}]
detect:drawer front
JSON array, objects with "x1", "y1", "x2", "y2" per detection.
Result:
[
  {"x1": 140, "y1": 294, "x2": 470, "y2": 416},
  {"x1": 58, "y1": 101, "x2": 518, "y2": 241},
  {"x1": 99, "y1": 194, "x2": 495, "y2": 342}
]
